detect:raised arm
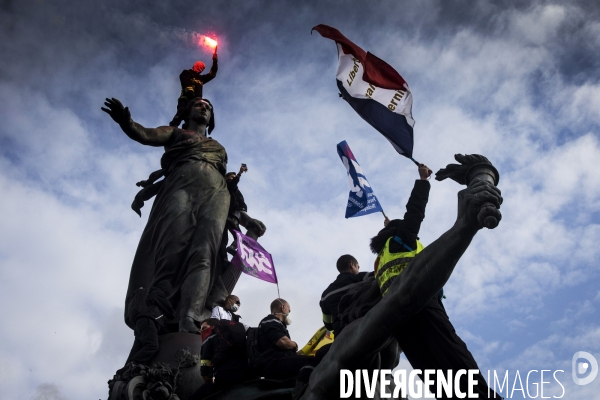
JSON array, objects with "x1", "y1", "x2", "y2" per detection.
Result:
[
  {"x1": 101, "y1": 98, "x2": 174, "y2": 146},
  {"x1": 390, "y1": 164, "x2": 433, "y2": 247},
  {"x1": 200, "y1": 53, "x2": 218, "y2": 84}
]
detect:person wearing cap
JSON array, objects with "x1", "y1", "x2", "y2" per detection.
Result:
[{"x1": 170, "y1": 53, "x2": 218, "y2": 127}]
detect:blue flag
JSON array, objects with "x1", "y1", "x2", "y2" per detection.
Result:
[{"x1": 337, "y1": 141, "x2": 384, "y2": 218}]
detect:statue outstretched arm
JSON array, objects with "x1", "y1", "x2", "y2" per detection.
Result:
[
  {"x1": 370, "y1": 179, "x2": 501, "y2": 336},
  {"x1": 101, "y1": 98, "x2": 174, "y2": 146}
]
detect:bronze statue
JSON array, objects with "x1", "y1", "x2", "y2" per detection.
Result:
[
  {"x1": 299, "y1": 156, "x2": 503, "y2": 400},
  {"x1": 102, "y1": 97, "x2": 229, "y2": 334}
]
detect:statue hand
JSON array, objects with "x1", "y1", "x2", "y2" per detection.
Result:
[
  {"x1": 101, "y1": 98, "x2": 131, "y2": 125},
  {"x1": 456, "y1": 179, "x2": 502, "y2": 230},
  {"x1": 245, "y1": 218, "x2": 266, "y2": 238}
]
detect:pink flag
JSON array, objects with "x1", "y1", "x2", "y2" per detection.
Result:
[{"x1": 231, "y1": 230, "x2": 278, "y2": 284}]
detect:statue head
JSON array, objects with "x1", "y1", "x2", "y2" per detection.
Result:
[
  {"x1": 192, "y1": 61, "x2": 206, "y2": 73},
  {"x1": 181, "y1": 98, "x2": 215, "y2": 134}
]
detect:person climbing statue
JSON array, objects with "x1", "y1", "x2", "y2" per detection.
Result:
[{"x1": 169, "y1": 50, "x2": 218, "y2": 128}]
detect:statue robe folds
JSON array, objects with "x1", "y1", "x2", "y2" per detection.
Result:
[{"x1": 125, "y1": 130, "x2": 230, "y2": 329}]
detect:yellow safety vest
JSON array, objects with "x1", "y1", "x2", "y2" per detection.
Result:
[{"x1": 376, "y1": 237, "x2": 424, "y2": 296}]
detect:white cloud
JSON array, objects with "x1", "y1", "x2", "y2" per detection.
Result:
[{"x1": 2, "y1": 1, "x2": 600, "y2": 398}]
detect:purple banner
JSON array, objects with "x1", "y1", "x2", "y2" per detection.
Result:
[{"x1": 231, "y1": 230, "x2": 278, "y2": 284}]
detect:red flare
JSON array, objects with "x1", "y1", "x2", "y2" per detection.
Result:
[{"x1": 204, "y1": 36, "x2": 217, "y2": 48}]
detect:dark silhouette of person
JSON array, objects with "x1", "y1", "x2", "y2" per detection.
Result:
[
  {"x1": 320, "y1": 254, "x2": 367, "y2": 335},
  {"x1": 258, "y1": 299, "x2": 317, "y2": 380},
  {"x1": 122, "y1": 280, "x2": 174, "y2": 368},
  {"x1": 188, "y1": 319, "x2": 249, "y2": 399},
  {"x1": 170, "y1": 54, "x2": 218, "y2": 127}
]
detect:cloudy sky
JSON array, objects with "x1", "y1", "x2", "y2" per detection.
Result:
[{"x1": 2, "y1": 0, "x2": 600, "y2": 398}]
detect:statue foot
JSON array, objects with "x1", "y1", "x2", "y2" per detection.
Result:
[{"x1": 179, "y1": 316, "x2": 200, "y2": 334}]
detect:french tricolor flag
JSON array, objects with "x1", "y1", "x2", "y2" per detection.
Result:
[{"x1": 313, "y1": 24, "x2": 415, "y2": 158}]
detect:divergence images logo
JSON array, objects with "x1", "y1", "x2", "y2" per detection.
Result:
[{"x1": 572, "y1": 351, "x2": 598, "y2": 385}]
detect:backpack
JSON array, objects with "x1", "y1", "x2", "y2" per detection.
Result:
[{"x1": 246, "y1": 327, "x2": 263, "y2": 369}]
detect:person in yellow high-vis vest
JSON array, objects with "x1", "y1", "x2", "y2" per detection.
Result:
[
  {"x1": 372, "y1": 163, "x2": 432, "y2": 291},
  {"x1": 365, "y1": 162, "x2": 498, "y2": 399}
]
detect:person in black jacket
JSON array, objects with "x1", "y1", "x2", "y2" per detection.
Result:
[
  {"x1": 224, "y1": 164, "x2": 248, "y2": 252},
  {"x1": 188, "y1": 319, "x2": 249, "y2": 400},
  {"x1": 169, "y1": 53, "x2": 218, "y2": 127},
  {"x1": 320, "y1": 254, "x2": 368, "y2": 335},
  {"x1": 221, "y1": 164, "x2": 266, "y2": 257},
  {"x1": 366, "y1": 163, "x2": 497, "y2": 398},
  {"x1": 258, "y1": 299, "x2": 317, "y2": 380},
  {"x1": 122, "y1": 280, "x2": 174, "y2": 367}
]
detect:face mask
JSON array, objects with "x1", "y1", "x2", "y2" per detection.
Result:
[
  {"x1": 283, "y1": 313, "x2": 292, "y2": 326},
  {"x1": 231, "y1": 304, "x2": 239, "y2": 312}
]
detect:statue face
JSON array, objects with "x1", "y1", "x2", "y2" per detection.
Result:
[{"x1": 189, "y1": 99, "x2": 212, "y2": 124}]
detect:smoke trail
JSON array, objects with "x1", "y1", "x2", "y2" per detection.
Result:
[{"x1": 156, "y1": 24, "x2": 218, "y2": 51}]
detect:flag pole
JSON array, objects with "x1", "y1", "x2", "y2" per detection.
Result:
[{"x1": 409, "y1": 156, "x2": 420, "y2": 166}]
